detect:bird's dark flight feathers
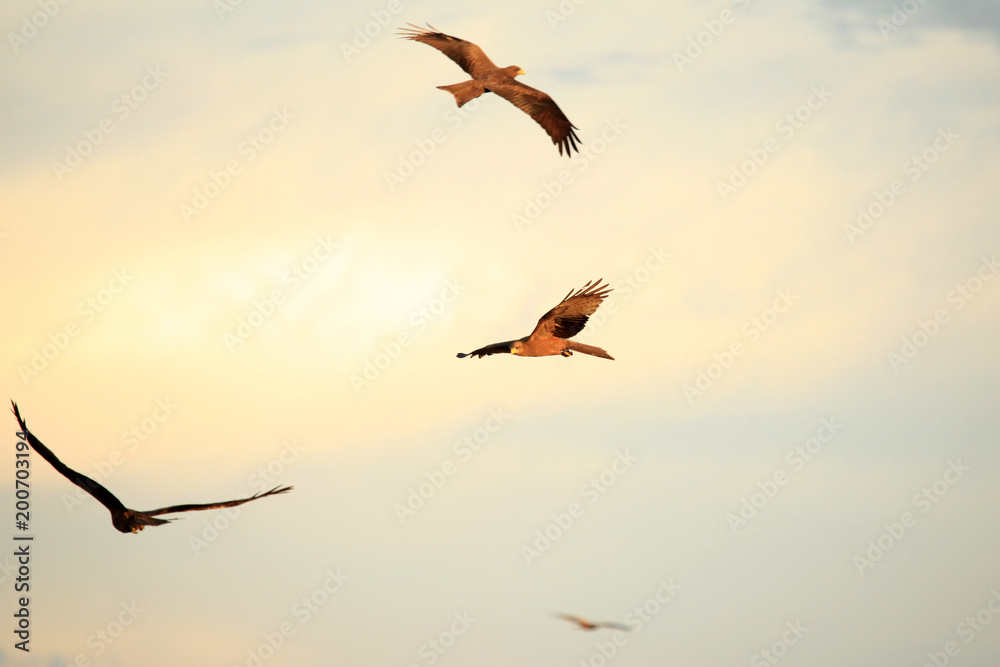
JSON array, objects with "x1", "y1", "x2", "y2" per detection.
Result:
[{"x1": 11, "y1": 401, "x2": 291, "y2": 534}]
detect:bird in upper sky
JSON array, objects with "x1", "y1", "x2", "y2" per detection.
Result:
[
  {"x1": 554, "y1": 613, "x2": 631, "y2": 632},
  {"x1": 398, "y1": 23, "x2": 581, "y2": 156},
  {"x1": 457, "y1": 279, "x2": 614, "y2": 360},
  {"x1": 11, "y1": 401, "x2": 292, "y2": 534}
]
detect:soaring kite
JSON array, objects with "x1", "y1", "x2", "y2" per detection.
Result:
[
  {"x1": 554, "y1": 614, "x2": 631, "y2": 632},
  {"x1": 11, "y1": 402, "x2": 292, "y2": 534},
  {"x1": 399, "y1": 23, "x2": 581, "y2": 156},
  {"x1": 457, "y1": 279, "x2": 614, "y2": 360}
]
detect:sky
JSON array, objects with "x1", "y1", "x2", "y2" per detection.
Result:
[{"x1": 1, "y1": 0, "x2": 999, "y2": 665}]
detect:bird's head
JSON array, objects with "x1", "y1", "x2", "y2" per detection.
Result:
[
  {"x1": 510, "y1": 341, "x2": 523, "y2": 355},
  {"x1": 504, "y1": 65, "x2": 525, "y2": 77}
]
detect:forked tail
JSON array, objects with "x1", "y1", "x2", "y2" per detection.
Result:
[
  {"x1": 565, "y1": 341, "x2": 615, "y2": 360},
  {"x1": 437, "y1": 80, "x2": 487, "y2": 108}
]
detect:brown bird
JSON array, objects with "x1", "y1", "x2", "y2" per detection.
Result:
[
  {"x1": 11, "y1": 402, "x2": 292, "y2": 534},
  {"x1": 555, "y1": 613, "x2": 631, "y2": 632},
  {"x1": 457, "y1": 279, "x2": 614, "y2": 360},
  {"x1": 399, "y1": 23, "x2": 581, "y2": 156}
]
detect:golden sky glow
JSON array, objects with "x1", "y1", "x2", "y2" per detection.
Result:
[{"x1": 2, "y1": 1, "x2": 999, "y2": 665}]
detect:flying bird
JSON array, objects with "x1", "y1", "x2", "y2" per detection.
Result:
[
  {"x1": 457, "y1": 279, "x2": 614, "y2": 360},
  {"x1": 399, "y1": 23, "x2": 581, "y2": 156},
  {"x1": 11, "y1": 401, "x2": 292, "y2": 534},
  {"x1": 555, "y1": 613, "x2": 631, "y2": 632}
]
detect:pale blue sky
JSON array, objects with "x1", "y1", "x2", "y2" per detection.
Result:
[{"x1": 1, "y1": 1, "x2": 999, "y2": 665}]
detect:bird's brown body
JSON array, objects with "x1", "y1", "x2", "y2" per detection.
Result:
[
  {"x1": 436, "y1": 65, "x2": 524, "y2": 109},
  {"x1": 511, "y1": 338, "x2": 612, "y2": 359},
  {"x1": 513, "y1": 336, "x2": 570, "y2": 357},
  {"x1": 555, "y1": 613, "x2": 631, "y2": 632}
]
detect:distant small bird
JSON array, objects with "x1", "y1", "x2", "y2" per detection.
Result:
[
  {"x1": 457, "y1": 279, "x2": 614, "y2": 360},
  {"x1": 399, "y1": 23, "x2": 581, "y2": 156},
  {"x1": 555, "y1": 613, "x2": 631, "y2": 632},
  {"x1": 11, "y1": 401, "x2": 292, "y2": 534}
]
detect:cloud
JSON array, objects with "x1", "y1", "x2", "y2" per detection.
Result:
[{"x1": 822, "y1": 0, "x2": 1000, "y2": 41}]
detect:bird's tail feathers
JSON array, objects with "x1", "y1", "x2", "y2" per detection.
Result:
[
  {"x1": 565, "y1": 341, "x2": 615, "y2": 360},
  {"x1": 437, "y1": 81, "x2": 487, "y2": 108},
  {"x1": 120, "y1": 513, "x2": 171, "y2": 532},
  {"x1": 138, "y1": 513, "x2": 171, "y2": 526}
]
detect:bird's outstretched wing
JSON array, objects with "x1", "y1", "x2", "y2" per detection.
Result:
[
  {"x1": 398, "y1": 23, "x2": 498, "y2": 79},
  {"x1": 11, "y1": 401, "x2": 127, "y2": 515},
  {"x1": 142, "y1": 485, "x2": 293, "y2": 517},
  {"x1": 595, "y1": 621, "x2": 631, "y2": 631},
  {"x1": 528, "y1": 279, "x2": 612, "y2": 341},
  {"x1": 555, "y1": 613, "x2": 589, "y2": 626},
  {"x1": 489, "y1": 80, "x2": 581, "y2": 156},
  {"x1": 457, "y1": 340, "x2": 515, "y2": 359}
]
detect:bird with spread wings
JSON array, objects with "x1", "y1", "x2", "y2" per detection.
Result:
[
  {"x1": 399, "y1": 23, "x2": 581, "y2": 156},
  {"x1": 11, "y1": 402, "x2": 291, "y2": 534},
  {"x1": 554, "y1": 613, "x2": 631, "y2": 632},
  {"x1": 457, "y1": 279, "x2": 614, "y2": 360}
]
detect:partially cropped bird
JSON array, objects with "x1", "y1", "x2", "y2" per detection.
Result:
[
  {"x1": 555, "y1": 613, "x2": 631, "y2": 632},
  {"x1": 399, "y1": 23, "x2": 581, "y2": 156},
  {"x1": 11, "y1": 401, "x2": 291, "y2": 534},
  {"x1": 457, "y1": 279, "x2": 614, "y2": 360}
]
